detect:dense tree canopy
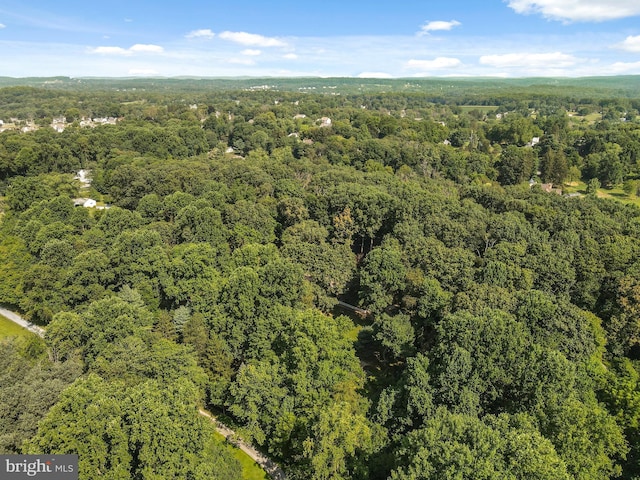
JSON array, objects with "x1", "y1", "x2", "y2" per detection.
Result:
[{"x1": 2, "y1": 78, "x2": 640, "y2": 479}]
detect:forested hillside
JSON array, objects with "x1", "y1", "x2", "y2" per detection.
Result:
[{"x1": 2, "y1": 78, "x2": 640, "y2": 479}]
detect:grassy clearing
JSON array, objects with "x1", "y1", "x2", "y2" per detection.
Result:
[
  {"x1": 0, "y1": 314, "x2": 32, "y2": 338},
  {"x1": 583, "y1": 113, "x2": 603, "y2": 123},
  {"x1": 598, "y1": 186, "x2": 640, "y2": 207},
  {"x1": 567, "y1": 112, "x2": 602, "y2": 125},
  {"x1": 562, "y1": 181, "x2": 586, "y2": 194},
  {"x1": 213, "y1": 431, "x2": 268, "y2": 480},
  {"x1": 563, "y1": 181, "x2": 640, "y2": 207}
]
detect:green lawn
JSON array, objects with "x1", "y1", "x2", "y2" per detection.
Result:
[
  {"x1": 213, "y1": 431, "x2": 268, "y2": 480},
  {"x1": 0, "y1": 314, "x2": 33, "y2": 338},
  {"x1": 583, "y1": 113, "x2": 603, "y2": 123},
  {"x1": 597, "y1": 186, "x2": 640, "y2": 207},
  {"x1": 561, "y1": 181, "x2": 586, "y2": 194},
  {"x1": 563, "y1": 181, "x2": 640, "y2": 207},
  {"x1": 567, "y1": 112, "x2": 602, "y2": 124}
]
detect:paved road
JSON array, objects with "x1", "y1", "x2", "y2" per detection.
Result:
[
  {"x1": 0, "y1": 306, "x2": 45, "y2": 337},
  {"x1": 199, "y1": 409, "x2": 286, "y2": 480},
  {"x1": 0, "y1": 306, "x2": 286, "y2": 479}
]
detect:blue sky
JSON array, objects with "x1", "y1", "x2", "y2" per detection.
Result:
[{"x1": 1, "y1": 0, "x2": 640, "y2": 77}]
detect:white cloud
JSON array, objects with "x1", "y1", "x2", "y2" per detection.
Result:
[
  {"x1": 89, "y1": 46, "x2": 131, "y2": 56},
  {"x1": 607, "y1": 61, "x2": 640, "y2": 74},
  {"x1": 479, "y1": 51, "x2": 578, "y2": 68},
  {"x1": 406, "y1": 57, "x2": 462, "y2": 69},
  {"x1": 0, "y1": 24, "x2": 5, "y2": 29},
  {"x1": 241, "y1": 49, "x2": 262, "y2": 56},
  {"x1": 124, "y1": 18, "x2": 133, "y2": 23},
  {"x1": 616, "y1": 35, "x2": 640, "y2": 52},
  {"x1": 228, "y1": 57, "x2": 256, "y2": 65},
  {"x1": 419, "y1": 20, "x2": 461, "y2": 35},
  {"x1": 357, "y1": 72, "x2": 394, "y2": 78},
  {"x1": 7, "y1": 24, "x2": 640, "y2": 78},
  {"x1": 129, "y1": 68, "x2": 159, "y2": 75},
  {"x1": 129, "y1": 44, "x2": 164, "y2": 53},
  {"x1": 186, "y1": 29, "x2": 215, "y2": 39},
  {"x1": 506, "y1": 0, "x2": 640, "y2": 22},
  {"x1": 219, "y1": 31, "x2": 286, "y2": 47},
  {"x1": 89, "y1": 44, "x2": 164, "y2": 56}
]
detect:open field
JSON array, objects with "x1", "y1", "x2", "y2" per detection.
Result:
[
  {"x1": 581, "y1": 113, "x2": 603, "y2": 123},
  {"x1": 597, "y1": 186, "x2": 640, "y2": 207},
  {"x1": 567, "y1": 111, "x2": 604, "y2": 124},
  {"x1": 563, "y1": 181, "x2": 640, "y2": 207}
]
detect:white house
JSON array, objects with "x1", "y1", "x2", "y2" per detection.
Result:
[
  {"x1": 526, "y1": 137, "x2": 540, "y2": 147},
  {"x1": 319, "y1": 117, "x2": 332, "y2": 127}
]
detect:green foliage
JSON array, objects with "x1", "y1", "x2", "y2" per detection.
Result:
[
  {"x1": 222, "y1": 307, "x2": 367, "y2": 474},
  {"x1": 3, "y1": 82, "x2": 640, "y2": 479},
  {"x1": 359, "y1": 241, "x2": 406, "y2": 313},
  {"x1": 45, "y1": 311, "x2": 87, "y2": 361},
  {"x1": 541, "y1": 397, "x2": 627, "y2": 480},
  {"x1": 390, "y1": 409, "x2": 571, "y2": 480},
  {"x1": 227, "y1": 359, "x2": 287, "y2": 446},
  {"x1": 586, "y1": 177, "x2": 601, "y2": 195},
  {"x1": 515, "y1": 290, "x2": 598, "y2": 363},
  {"x1": 497, "y1": 146, "x2": 536, "y2": 185},
  {"x1": 24, "y1": 375, "x2": 241, "y2": 480},
  {"x1": 0, "y1": 235, "x2": 31, "y2": 306},
  {"x1": 175, "y1": 204, "x2": 229, "y2": 247},
  {"x1": 430, "y1": 310, "x2": 575, "y2": 416},
  {"x1": 77, "y1": 295, "x2": 155, "y2": 363},
  {"x1": 165, "y1": 242, "x2": 225, "y2": 312},
  {"x1": 373, "y1": 313, "x2": 415, "y2": 360},
  {"x1": 281, "y1": 220, "x2": 357, "y2": 298},
  {"x1": 302, "y1": 402, "x2": 372, "y2": 480},
  {"x1": 6, "y1": 174, "x2": 76, "y2": 212},
  {"x1": 183, "y1": 312, "x2": 209, "y2": 356},
  {"x1": 0, "y1": 339, "x2": 81, "y2": 454}
]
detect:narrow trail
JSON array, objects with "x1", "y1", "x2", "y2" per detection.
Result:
[{"x1": 1, "y1": 306, "x2": 286, "y2": 479}]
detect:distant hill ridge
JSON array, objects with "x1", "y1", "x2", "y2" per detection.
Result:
[{"x1": 0, "y1": 75, "x2": 639, "y2": 96}]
